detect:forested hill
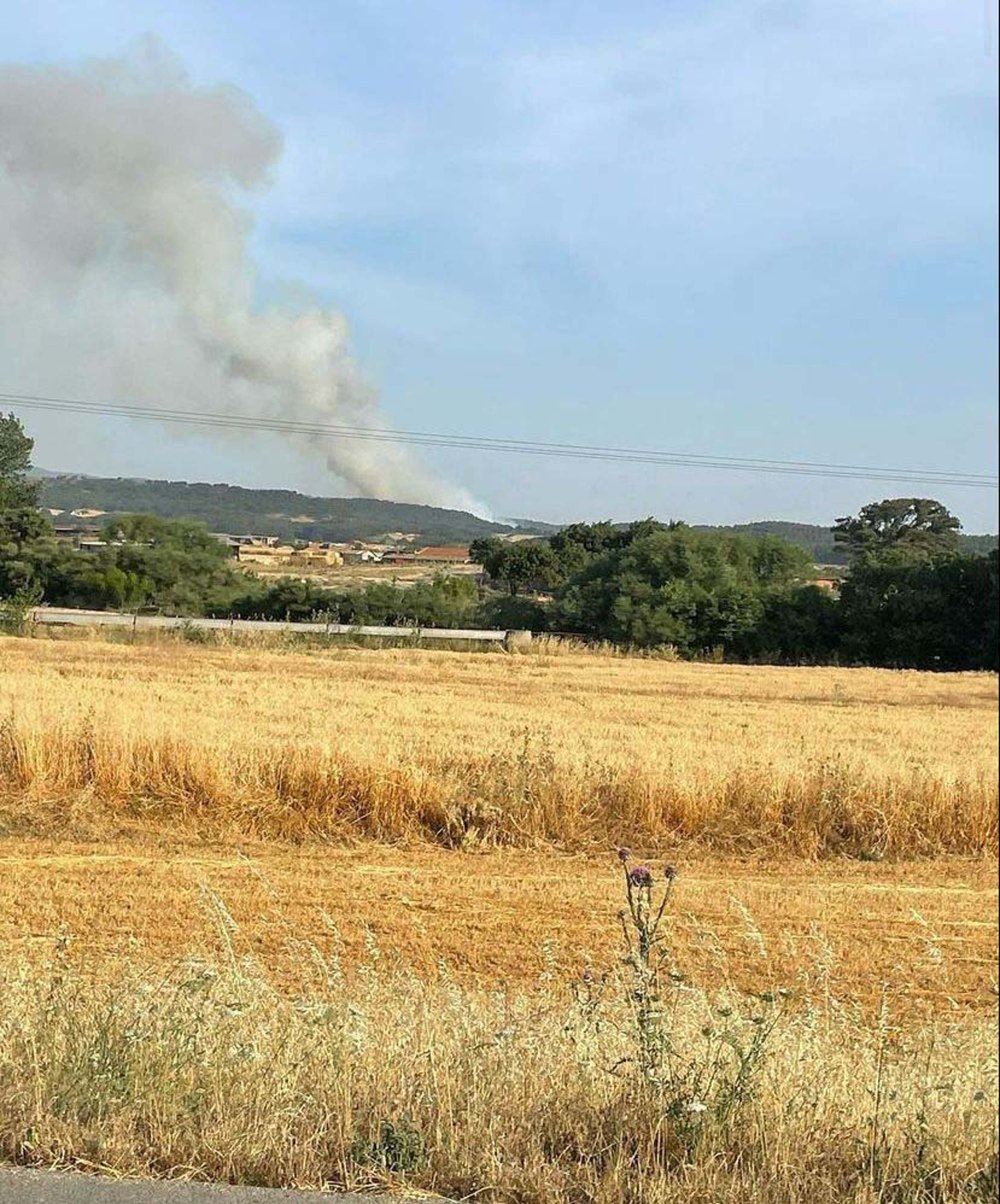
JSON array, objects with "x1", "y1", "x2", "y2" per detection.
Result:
[
  {"x1": 37, "y1": 475, "x2": 996, "y2": 558},
  {"x1": 694, "y1": 520, "x2": 997, "y2": 565},
  {"x1": 37, "y1": 475, "x2": 543, "y2": 543}
]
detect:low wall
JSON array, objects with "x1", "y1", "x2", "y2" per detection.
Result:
[{"x1": 28, "y1": 607, "x2": 529, "y2": 646}]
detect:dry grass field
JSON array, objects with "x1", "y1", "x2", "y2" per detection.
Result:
[
  {"x1": 0, "y1": 633, "x2": 997, "y2": 1201},
  {"x1": 0, "y1": 636, "x2": 996, "y2": 855},
  {"x1": 1, "y1": 842, "x2": 995, "y2": 1017},
  {"x1": 1, "y1": 928, "x2": 995, "y2": 1204}
]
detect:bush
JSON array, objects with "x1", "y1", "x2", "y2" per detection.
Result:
[
  {"x1": 0, "y1": 584, "x2": 41, "y2": 634},
  {"x1": 230, "y1": 574, "x2": 481, "y2": 629},
  {"x1": 733, "y1": 585, "x2": 842, "y2": 664}
]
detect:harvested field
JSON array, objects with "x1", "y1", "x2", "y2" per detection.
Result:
[
  {"x1": 1, "y1": 842, "x2": 996, "y2": 1018},
  {"x1": 0, "y1": 837, "x2": 996, "y2": 1202},
  {"x1": 0, "y1": 638, "x2": 996, "y2": 856},
  {"x1": 0, "y1": 635, "x2": 996, "y2": 1200}
]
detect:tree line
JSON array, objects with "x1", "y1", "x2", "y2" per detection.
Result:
[
  {"x1": 2, "y1": 414, "x2": 997, "y2": 669},
  {"x1": 469, "y1": 500, "x2": 997, "y2": 669}
]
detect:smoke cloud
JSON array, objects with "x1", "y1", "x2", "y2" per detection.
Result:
[{"x1": 0, "y1": 40, "x2": 485, "y2": 513}]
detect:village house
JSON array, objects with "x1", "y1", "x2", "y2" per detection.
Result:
[
  {"x1": 287, "y1": 543, "x2": 344, "y2": 567},
  {"x1": 51, "y1": 524, "x2": 100, "y2": 547},
  {"x1": 234, "y1": 540, "x2": 297, "y2": 564},
  {"x1": 413, "y1": 545, "x2": 472, "y2": 564},
  {"x1": 340, "y1": 547, "x2": 382, "y2": 564},
  {"x1": 811, "y1": 577, "x2": 841, "y2": 593}
]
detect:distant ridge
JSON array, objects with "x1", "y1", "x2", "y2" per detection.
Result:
[
  {"x1": 31, "y1": 466, "x2": 93, "y2": 479},
  {"x1": 36, "y1": 474, "x2": 998, "y2": 559},
  {"x1": 692, "y1": 520, "x2": 998, "y2": 565},
  {"x1": 37, "y1": 474, "x2": 551, "y2": 544}
]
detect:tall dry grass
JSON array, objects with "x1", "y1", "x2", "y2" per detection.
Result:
[
  {"x1": 0, "y1": 637, "x2": 996, "y2": 856},
  {"x1": 0, "y1": 909, "x2": 996, "y2": 1203}
]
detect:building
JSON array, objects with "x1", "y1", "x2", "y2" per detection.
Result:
[
  {"x1": 412, "y1": 545, "x2": 472, "y2": 564},
  {"x1": 51, "y1": 524, "x2": 100, "y2": 547},
  {"x1": 287, "y1": 543, "x2": 344, "y2": 567},
  {"x1": 379, "y1": 545, "x2": 471, "y2": 567},
  {"x1": 211, "y1": 534, "x2": 284, "y2": 560},
  {"x1": 236, "y1": 541, "x2": 297, "y2": 565},
  {"x1": 810, "y1": 564, "x2": 846, "y2": 593},
  {"x1": 217, "y1": 537, "x2": 344, "y2": 567}
]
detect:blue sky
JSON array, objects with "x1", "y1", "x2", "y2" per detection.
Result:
[{"x1": 1, "y1": 0, "x2": 997, "y2": 528}]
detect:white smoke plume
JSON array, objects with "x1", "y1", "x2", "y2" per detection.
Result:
[{"x1": 0, "y1": 39, "x2": 485, "y2": 513}]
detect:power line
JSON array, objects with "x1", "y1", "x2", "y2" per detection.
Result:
[
  {"x1": 9, "y1": 390, "x2": 995, "y2": 488},
  {"x1": 3, "y1": 389, "x2": 996, "y2": 489}
]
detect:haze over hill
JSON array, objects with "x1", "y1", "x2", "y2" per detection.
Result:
[{"x1": 37, "y1": 473, "x2": 998, "y2": 562}]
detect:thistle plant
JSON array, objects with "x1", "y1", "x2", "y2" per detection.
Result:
[
  {"x1": 612, "y1": 847, "x2": 785, "y2": 1149},
  {"x1": 615, "y1": 847, "x2": 677, "y2": 1088}
]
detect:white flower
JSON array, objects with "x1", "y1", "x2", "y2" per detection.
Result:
[{"x1": 685, "y1": 1099, "x2": 708, "y2": 1114}]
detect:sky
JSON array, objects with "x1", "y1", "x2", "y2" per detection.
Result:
[{"x1": 0, "y1": 0, "x2": 997, "y2": 529}]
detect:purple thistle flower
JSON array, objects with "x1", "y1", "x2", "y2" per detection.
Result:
[
  {"x1": 664, "y1": 864, "x2": 678, "y2": 881},
  {"x1": 628, "y1": 865, "x2": 654, "y2": 888},
  {"x1": 616, "y1": 847, "x2": 632, "y2": 864}
]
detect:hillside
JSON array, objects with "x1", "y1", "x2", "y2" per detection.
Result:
[
  {"x1": 691, "y1": 520, "x2": 854, "y2": 563},
  {"x1": 695, "y1": 520, "x2": 997, "y2": 564},
  {"x1": 38, "y1": 476, "x2": 544, "y2": 544}
]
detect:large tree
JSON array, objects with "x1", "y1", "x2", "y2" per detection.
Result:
[
  {"x1": 469, "y1": 537, "x2": 563, "y2": 596},
  {"x1": 102, "y1": 515, "x2": 250, "y2": 615},
  {"x1": 832, "y1": 498, "x2": 961, "y2": 566},
  {"x1": 553, "y1": 527, "x2": 814, "y2": 652},
  {"x1": 0, "y1": 413, "x2": 51, "y2": 596},
  {"x1": 839, "y1": 550, "x2": 998, "y2": 670},
  {"x1": 0, "y1": 413, "x2": 49, "y2": 546}
]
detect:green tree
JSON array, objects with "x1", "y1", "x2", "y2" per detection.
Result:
[
  {"x1": 555, "y1": 529, "x2": 758, "y2": 652},
  {"x1": 547, "y1": 521, "x2": 620, "y2": 578},
  {"x1": 230, "y1": 577, "x2": 334, "y2": 622},
  {"x1": 230, "y1": 574, "x2": 482, "y2": 629},
  {"x1": 733, "y1": 585, "x2": 842, "y2": 663},
  {"x1": 749, "y1": 534, "x2": 815, "y2": 585},
  {"x1": 470, "y1": 538, "x2": 562, "y2": 595},
  {"x1": 839, "y1": 550, "x2": 998, "y2": 670},
  {"x1": 0, "y1": 413, "x2": 51, "y2": 598},
  {"x1": 548, "y1": 519, "x2": 675, "y2": 577},
  {"x1": 474, "y1": 591, "x2": 550, "y2": 632},
  {"x1": 0, "y1": 412, "x2": 36, "y2": 484},
  {"x1": 553, "y1": 527, "x2": 821, "y2": 654},
  {"x1": 833, "y1": 498, "x2": 961, "y2": 566},
  {"x1": 103, "y1": 566, "x2": 152, "y2": 610},
  {"x1": 96, "y1": 514, "x2": 253, "y2": 615}
]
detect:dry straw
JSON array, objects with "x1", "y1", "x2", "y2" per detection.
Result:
[
  {"x1": 0, "y1": 638, "x2": 996, "y2": 855},
  {"x1": 0, "y1": 872, "x2": 995, "y2": 1203}
]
